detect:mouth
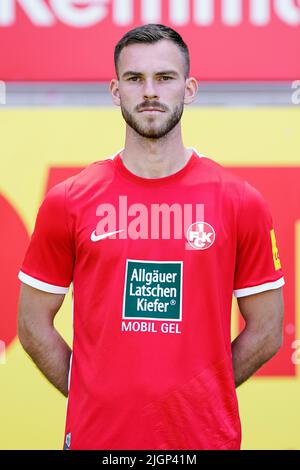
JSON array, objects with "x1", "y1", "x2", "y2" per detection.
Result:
[{"x1": 139, "y1": 108, "x2": 165, "y2": 113}]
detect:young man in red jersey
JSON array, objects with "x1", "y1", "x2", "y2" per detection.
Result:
[{"x1": 18, "y1": 24, "x2": 284, "y2": 450}]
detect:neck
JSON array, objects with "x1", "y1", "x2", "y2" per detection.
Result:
[{"x1": 121, "y1": 123, "x2": 192, "y2": 179}]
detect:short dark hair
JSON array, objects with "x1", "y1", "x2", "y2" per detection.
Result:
[{"x1": 114, "y1": 24, "x2": 190, "y2": 78}]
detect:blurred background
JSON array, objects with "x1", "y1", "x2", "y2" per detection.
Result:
[{"x1": 0, "y1": 0, "x2": 299, "y2": 450}]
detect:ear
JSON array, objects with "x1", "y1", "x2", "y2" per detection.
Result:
[
  {"x1": 184, "y1": 77, "x2": 198, "y2": 105},
  {"x1": 109, "y1": 79, "x2": 121, "y2": 106}
]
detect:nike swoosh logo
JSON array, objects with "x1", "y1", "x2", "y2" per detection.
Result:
[{"x1": 91, "y1": 229, "x2": 124, "y2": 242}]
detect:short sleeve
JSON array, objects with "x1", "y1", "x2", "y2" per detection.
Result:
[
  {"x1": 233, "y1": 182, "x2": 284, "y2": 298},
  {"x1": 18, "y1": 182, "x2": 75, "y2": 294}
]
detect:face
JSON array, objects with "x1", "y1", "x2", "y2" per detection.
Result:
[{"x1": 110, "y1": 40, "x2": 197, "y2": 140}]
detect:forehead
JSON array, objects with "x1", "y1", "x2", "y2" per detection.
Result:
[{"x1": 118, "y1": 40, "x2": 185, "y2": 75}]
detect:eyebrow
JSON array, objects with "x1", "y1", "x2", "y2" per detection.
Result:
[
  {"x1": 121, "y1": 70, "x2": 179, "y2": 79},
  {"x1": 122, "y1": 71, "x2": 143, "y2": 79},
  {"x1": 156, "y1": 71, "x2": 179, "y2": 77}
]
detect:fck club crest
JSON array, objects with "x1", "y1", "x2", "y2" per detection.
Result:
[{"x1": 186, "y1": 221, "x2": 216, "y2": 250}]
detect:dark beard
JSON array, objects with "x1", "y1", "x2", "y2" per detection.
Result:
[{"x1": 121, "y1": 103, "x2": 184, "y2": 139}]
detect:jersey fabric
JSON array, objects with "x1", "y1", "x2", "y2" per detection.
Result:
[{"x1": 18, "y1": 150, "x2": 284, "y2": 450}]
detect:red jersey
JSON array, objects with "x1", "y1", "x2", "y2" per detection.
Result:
[{"x1": 19, "y1": 150, "x2": 284, "y2": 450}]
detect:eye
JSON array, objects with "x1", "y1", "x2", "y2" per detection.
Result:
[
  {"x1": 158, "y1": 76, "x2": 173, "y2": 81},
  {"x1": 128, "y1": 76, "x2": 141, "y2": 82}
]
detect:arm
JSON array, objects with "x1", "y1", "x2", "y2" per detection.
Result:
[
  {"x1": 231, "y1": 287, "x2": 284, "y2": 388},
  {"x1": 18, "y1": 283, "x2": 71, "y2": 397}
]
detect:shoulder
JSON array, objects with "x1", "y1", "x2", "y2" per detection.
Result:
[
  {"x1": 43, "y1": 155, "x2": 117, "y2": 206},
  {"x1": 193, "y1": 152, "x2": 268, "y2": 213},
  {"x1": 194, "y1": 152, "x2": 246, "y2": 196},
  {"x1": 65, "y1": 156, "x2": 116, "y2": 196},
  {"x1": 197, "y1": 153, "x2": 244, "y2": 184}
]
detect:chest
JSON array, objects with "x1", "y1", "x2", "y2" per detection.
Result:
[{"x1": 72, "y1": 185, "x2": 238, "y2": 268}]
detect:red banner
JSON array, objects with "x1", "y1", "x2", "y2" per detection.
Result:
[{"x1": 0, "y1": 0, "x2": 299, "y2": 81}]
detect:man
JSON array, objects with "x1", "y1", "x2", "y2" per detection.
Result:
[{"x1": 18, "y1": 24, "x2": 284, "y2": 450}]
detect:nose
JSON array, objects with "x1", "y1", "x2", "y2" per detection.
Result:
[{"x1": 143, "y1": 78, "x2": 159, "y2": 100}]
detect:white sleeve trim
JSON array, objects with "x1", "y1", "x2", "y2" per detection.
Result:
[
  {"x1": 234, "y1": 277, "x2": 285, "y2": 298},
  {"x1": 18, "y1": 271, "x2": 69, "y2": 294}
]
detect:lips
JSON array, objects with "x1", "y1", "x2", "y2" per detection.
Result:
[{"x1": 139, "y1": 108, "x2": 164, "y2": 112}]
